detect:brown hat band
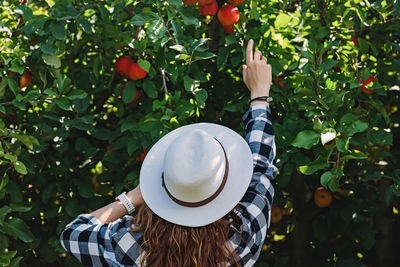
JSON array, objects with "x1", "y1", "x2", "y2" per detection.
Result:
[{"x1": 161, "y1": 139, "x2": 229, "y2": 208}]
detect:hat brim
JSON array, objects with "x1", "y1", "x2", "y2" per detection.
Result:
[{"x1": 140, "y1": 123, "x2": 253, "y2": 227}]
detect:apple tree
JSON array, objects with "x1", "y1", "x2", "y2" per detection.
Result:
[{"x1": 0, "y1": 0, "x2": 399, "y2": 266}]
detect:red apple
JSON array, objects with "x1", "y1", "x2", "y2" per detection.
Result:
[
  {"x1": 359, "y1": 85, "x2": 376, "y2": 94},
  {"x1": 359, "y1": 74, "x2": 377, "y2": 94},
  {"x1": 19, "y1": 71, "x2": 32, "y2": 88},
  {"x1": 273, "y1": 77, "x2": 285, "y2": 87},
  {"x1": 135, "y1": 148, "x2": 148, "y2": 163},
  {"x1": 223, "y1": 24, "x2": 235, "y2": 34},
  {"x1": 128, "y1": 63, "x2": 148, "y2": 80},
  {"x1": 198, "y1": 1, "x2": 218, "y2": 16},
  {"x1": 198, "y1": 0, "x2": 214, "y2": 5},
  {"x1": 183, "y1": 0, "x2": 197, "y2": 4},
  {"x1": 352, "y1": 36, "x2": 359, "y2": 46},
  {"x1": 226, "y1": 0, "x2": 245, "y2": 5},
  {"x1": 115, "y1": 56, "x2": 133, "y2": 76},
  {"x1": 217, "y1": 5, "x2": 240, "y2": 26},
  {"x1": 362, "y1": 74, "x2": 376, "y2": 85}
]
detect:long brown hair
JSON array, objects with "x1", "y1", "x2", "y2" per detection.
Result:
[{"x1": 130, "y1": 204, "x2": 241, "y2": 267}]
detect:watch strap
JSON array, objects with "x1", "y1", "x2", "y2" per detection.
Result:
[
  {"x1": 116, "y1": 192, "x2": 135, "y2": 214},
  {"x1": 249, "y1": 96, "x2": 273, "y2": 103}
]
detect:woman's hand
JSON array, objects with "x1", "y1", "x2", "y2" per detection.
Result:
[{"x1": 242, "y1": 39, "x2": 272, "y2": 105}]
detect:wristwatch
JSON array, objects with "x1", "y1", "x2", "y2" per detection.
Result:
[
  {"x1": 249, "y1": 96, "x2": 273, "y2": 103},
  {"x1": 115, "y1": 192, "x2": 136, "y2": 214}
]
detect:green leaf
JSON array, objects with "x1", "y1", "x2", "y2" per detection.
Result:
[
  {"x1": 366, "y1": 99, "x2": 390, "y2": 125},
  {"x1": 0, "y1": 206, "x2": 12, "y2": 224},
  {"x1": 122, "y1": 82, "x2": 136, "y2": 104},
  {"x1": 54, "y1": 97, "x2": 71, "y2": 111},
  {"x1": 49, "y1": 21, "x2": 67, "y2": 40},
  {"x1": 9, "y1": 256, "x2": 23, "y2": 267},
  {"x1": 0, "y1": 250, "x2": 17, "y2": 266},
  {"x1": 120, "y1": 117, "x2": 137, "y2": 133},
  {"x1": 194, "y1": 89, "x2": 208, "y2": 104},
  {"x1": 338, "y1": 259, "x2": 365, "y2": 267},
  {"x1": 292, "y1": 130, "x2": 320, "y2": 149},
  {"x1": 224, "y1": 35, "x2": 239, "y2": 46},
  {"x1": 76, "y1": 178, "x2": 93, "y2": 198},
  {"x1": 320, "y1": 171, "x2": 334, "y2": 188},
  {"x1": 347, "y1": 120, "x2": 368, "y2": 136},
  {"x1": 170, "y1": 44, "x2": 187, "y2": 53},
  {"x1": 8, "y1": 134, "x2": 39, "y2": 150},
  {"x1": 67, "y1": 90, "x2": 88, "y2": 100},
  {"x1": 183, "y1": 76, "x2": 200, "y2": 92},
  {"x1": 217, "y1": 47, "x2": 230, "y2": 70},
  {"x1": 63, "y1": 199, "x2": 85, "y2": 217},
  {"x1": 368, "y1": 129, "x2": 392, "y2": 145},
  {"x1": 15, "y1": 5, "x2": 33, "y2": 19},
  {"x1": 130, "y1": 11, "x2": 158, "y2": 26},
  {"x1": 177, "y1": 6, "x2": 199, "y2": 26},
  {"x1": 128, "y1": 138, "x2": 140, "y2": 156},
  {"x1": 9, "y1": 59, "x2": 25, "y2": 74},
  {"x1": 143, "y1": 80, "x2": 158, "y2": 98},
  {"x1": 193, "y1": 51, "x2": 215, "y2": 61},
  {"x1": 78, "y1": 19, "x2": 92, "y2": 33},
  {"x1": 57, "y1": 74, "x2": 69, "y2": 93},
  {"x1": 190, "y1": 38, "x2": 209, "y2": 52},
  {"x1": 4, "y1": 153, "x2": 17, "y2": 162},
  {"x1": 0, "y1": 79, "x2": 7, "y2": 97},
  {"x1": 321, "y1": 169, "x2": 343, "y2": 192},
  {"x1": 39, "y1": 43, "x2": 57, "y2": 54},
  {"x1": 341, "y1": 150, "x2": 367, "y2": 162},
  {"x1": 3, "y1": 218, "x2": 34, "y2": 242},
  {"x1": 42, "y1": 54, "x2": 61, "y2": 68},
  {"x1": 0, "y1": 173, "x2": 9, "y2": 192},
  {"x1": 275, "y1": 13, "x2": 291, "y2": 28},
  {"x1": 336, "y1": 136, "x2": 350, "y2": 153},
  {"x1": 138, "y1": 59, "x2": 151, "y2": 72},
  {"x1": 299, "y1": 159, "x2": 329, "y2": 175},
  {"x1": 10, "y1": 202, "x2": 32, "y2": 213},
  {"x1": 318, "y1": 59, "x2": 339, "y2": 74},
  {"x1": 7, "y1": 78, "x2": 20, "y2": 96},
  {"x1": 13, "y1": 161, "x2": 28, "y2": 175},
  {"x1": 24, "y1": 90, "x2": 42, "y2": 101}
]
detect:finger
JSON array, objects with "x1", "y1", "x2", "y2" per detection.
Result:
[
  {"x1": 242, "y1": 64, "x2": 247, "y2": 81},
  {"x1": 254, "y1": 50, "x2": 263, "y2": 61},
  {"x1": 266, "y1": 64, "x2": 272, "y2": 77},
  {"x1": 246, "y1": 39, "x2": 254, "y2": 65},
  {"x1": 262, "y1": 56, "x2": 268, "y2": 63}
]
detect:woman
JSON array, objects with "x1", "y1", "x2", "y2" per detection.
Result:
[{"x1": 60, "y1": 39, "x2": 277, "y2": 267}]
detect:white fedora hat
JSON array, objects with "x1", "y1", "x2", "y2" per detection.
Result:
[{"x1": 139, "y1": 123, "x2": 253, "y2": 227}]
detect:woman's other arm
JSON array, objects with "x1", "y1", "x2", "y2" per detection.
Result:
[{"x1": 231, "y1": 40, "x2": 277, "y2": 266}]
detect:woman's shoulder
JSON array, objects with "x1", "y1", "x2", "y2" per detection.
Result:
[{"x1": 111, "y1": 223, "x2": 145, "y2": 266}]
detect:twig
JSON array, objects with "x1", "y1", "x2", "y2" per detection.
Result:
[
  {"x1": 336, "y1": 151, "x2": 341, "y2": 169},
  {"x1": 158, "y1": 8, "x2": 176, "y2": 45},
  {"x1": 160, "y1": 68, "x2": 168, "y2": 95},
  {"x1": 0, "y1": 102, "x2": 12, "y2": 105}
]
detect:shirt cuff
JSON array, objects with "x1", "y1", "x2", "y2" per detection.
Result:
[{"x1": 243, "y1": 104, "x2": 272, "y2": 124}]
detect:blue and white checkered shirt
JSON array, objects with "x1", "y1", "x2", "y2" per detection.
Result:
[{"x1": 60, "y1": 105, "x2": 277, "y2": 266}]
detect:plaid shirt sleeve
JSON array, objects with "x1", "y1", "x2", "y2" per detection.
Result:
[
  {"x1": 229, "y1": 104, "x2": 277, "y2": 267},
  {"x1": 60, "y1": 214, "x2": 144, "y2": 266}
]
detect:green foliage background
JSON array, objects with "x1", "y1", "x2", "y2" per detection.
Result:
[{"x1": 0, "y1": 0, "x2": 399, "y2": 266}]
